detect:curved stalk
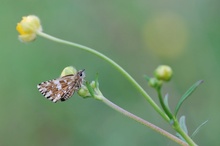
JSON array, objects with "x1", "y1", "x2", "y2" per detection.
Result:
[
  {"x1": 36, "y1": 31, "x2": 198, "y2": 146},
  {"x1": 156, "y1": 87, "x2": 173, "y2": 119},
  {"x1": 36, "y1": 31, "x2": 169, "y2": 122}
]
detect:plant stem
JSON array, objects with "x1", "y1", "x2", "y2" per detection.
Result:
[
  {"x1": 37, "y1": 31, "x2": 169, "y2": 122},
  {"x1": 156, "y1": 89, "x2": 197, "y2": 145},
  {"x1": 156, "y1": 87, "x2": 173, "y2": 119},
  {"x1": 36, "y1": 31, "x2": 198, "y2": 145},
  {"x1": 173, "y1": 118, "x2": 198, "y2": 146},
  {"x1": 100, "y1": 96, "x2": 189, "y2": 146}
]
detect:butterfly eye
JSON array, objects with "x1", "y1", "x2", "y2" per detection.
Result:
[
  {"x1": 79, "y1": 69, "x2": 85, "y2": 77},
  {"x1": 80, "y1": 72, "x2": 84, "y2": 77}
]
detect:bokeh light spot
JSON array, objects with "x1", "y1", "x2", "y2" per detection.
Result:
[{"x1": 143, "y1": 12, "x2": 189, "y2": 58}]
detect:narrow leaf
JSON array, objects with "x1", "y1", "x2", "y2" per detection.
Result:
[
  {"x1": 179, "y1": 115, "x2": 188, "y2": 134},
  {"x1": 95, "y1": 73, "x2": 99, "y2": 88},
  {"x1": 174, "y1": 80, "x2": 203, "y2": 116},
  {"x1": 164, "y1": 93, "x2": 171, "y2": 112},
  {"x1": 175, "y1": 116, "x2": 188, "y2": 141},
  {"x1": 191, "y1": 120, "x2": 208, "y2": 138},
  {"x1": 86, "y1": 81, "x2": 95, "y2": 97}
]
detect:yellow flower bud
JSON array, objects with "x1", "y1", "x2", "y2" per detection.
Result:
[
  {"x1": 154, "y1": 65, "x2": 173, "y2": 81},
  {"x1": 16, "y1": 15, "x2": 42, "y2": 42},
  {"x1": 60, "y1": 66, "x2": 77, "y2": 77}
]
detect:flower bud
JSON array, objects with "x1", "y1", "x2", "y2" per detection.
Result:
[
  {"x1": 148, "y1": 78, "x2": 162, "y2": 88},
  {"x1": 90, "y1": 81, "x2": 96, "y2": 89},
  {"x1": 60, "y1": 66, "x2": 77, "y2": 77},
  {"x1": 78, "y1": 85, "x2": 91, "y2": 98},
  {"x1": 154, "y1": 65, "x2": 173, "y2": 81},
  {"x1": 16, "y1": 15, "x2": 42, "y2": 42}
]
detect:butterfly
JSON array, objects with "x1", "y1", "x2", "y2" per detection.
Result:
[{"x1": 37, "y1": 69, "x2": 85, "y2": 103}]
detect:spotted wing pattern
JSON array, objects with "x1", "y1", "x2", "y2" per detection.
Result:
[{"x1": 37, "y1": 70, "x2": 85, "y2": 103}]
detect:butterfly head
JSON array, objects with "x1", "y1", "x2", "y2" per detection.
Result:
[{"x1": 78, "y1": 69, "x2": 86, "y2": 79}]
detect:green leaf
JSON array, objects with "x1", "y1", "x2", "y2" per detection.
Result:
[
  {"x1": 86, "y1": 81, "x2": 95, "y2": 97},
  {"x1": 174, "y1": 80, "x2": 203, "y2": 116},
  {"x1": 191, "y1": 120, "x2": 208, "y2": 138},
  {"x1": 176, "y1": 115, "x2": 188, "y2": 142},
  {"x1": 95, "y1": 73, "x2": 99, "y2": 88},
  {"x1": 164, "y1": 93, "x2": 171, "y2": 112},
  {"x1": 179, "y1": 115, "x2": 188, "y2": 134}
]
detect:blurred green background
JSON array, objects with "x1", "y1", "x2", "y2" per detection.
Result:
[{"x1": 1, "y1": 0, "x2": 219, "y2": 145}]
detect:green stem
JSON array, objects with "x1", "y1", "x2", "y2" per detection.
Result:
[
  {"x1": 173, "y1": 118, "x2": 197, "y2": 146},
  {"x1": 157, "y1": 89, "x2": 197, "y2": 145},
  {"x1": 37, "y1": 31, "x2": 169, "y2": 122},
  {"x1": 156, "y1": 87, "x2": 173, "y2": 119},
  {"x1": 100, "y1": 96, "x2": 189, "y2": 146}
]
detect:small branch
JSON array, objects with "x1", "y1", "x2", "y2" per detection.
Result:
[
  {"x1": 37, "y1": 31, "x2": 196, "y2": 145},
  {"x1": 36, "y1": 31, "x2": 169, "y2": 122},
  {"x1": 173, "y1": 118, "x2": 198, "y2": 146},
  {"x1": 156, "y1": 88, "x2": 173, "y2": 119},
  {"x1": 101, "y1": 96, "x2": 189, "y2": 146}
]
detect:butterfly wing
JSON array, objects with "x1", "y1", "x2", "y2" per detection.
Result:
[
  {"x1": 37, "y1": 69, "x2": 85, "y2": 103},
  {"x1": 37, "y1": 75, "x2": 76, "y2": 103}
]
